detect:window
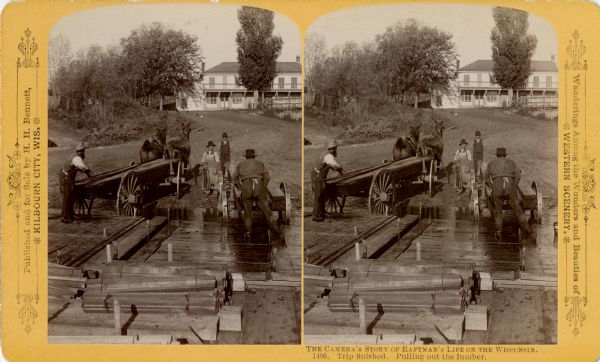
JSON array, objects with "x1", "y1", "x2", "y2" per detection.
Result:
[
  {"x1": 487, "y1": 92, "x2": 498, "y2": 102},
  {"x1": 291, "y1": 77, "x2": 297, "y2": 90},
  {"x1": 208, "y1": 77, "x2": 215, "y2": 89},
  {"x1": 222, "y1": 75, "x2": 228, "y2": 87},
  {"x1": 234, "y1": 76, "x2": 240, "y2": 88},
  {"x1": 546, "y1": 76, "x2": 552, "y2": 88},
  {"x1": 181, "y1": 97, "x2": 188, "y2": 109},
  {"x1": 232, "y1": 93, "x2": 243, "y2": 104},
  {"x1": 278, "y1": 77, "x2": 285, "y2": 89},
  {"x1": 477, "y1": 74, "x2": 482, "y2": 86},
  {"x1": 206, "y1": 94, "x2": 217, "y2": 104},
  {"x1": 463, "y1": 74, "x2": 470, "y2": 87},
  {"x1": 533, "y1": 76, "x2": 539, "y2": 88},
  {"x1": 461, "y1": 91, "x2": 472, "y2": 102}
]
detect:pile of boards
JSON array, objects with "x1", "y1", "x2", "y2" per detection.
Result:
[
  {"x1": 82, "y1": 262, "x2": 225, "y2": 315},
  {"x1": 49, "y1": 263, "x2": 99, "y2": 302},
  {"x1": 328, "y1": 273, "x2": 466, "y2": 314},
  {"x1": 304, "y1": 262, "x2": 468, "y2": 315}
]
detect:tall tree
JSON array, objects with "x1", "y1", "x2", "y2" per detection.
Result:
[
  {"x1": 375, "y1": 20, "x2": 458, "y2": 108},
  {"x1": 490, "y1": 7, "x2": 537, "y2": 106},
  {"x1": 120, "y1": 22, "x2": 203, "y2": 110},
  {"x1": 48, "y1": 34, "x2": 72, "y2": 95},
  {"x1": 236, "y1": 6, "x2": 283, "y2": 105},
  {"x1": 304, "y1": 32, "x2": 328, "y2": 105}
]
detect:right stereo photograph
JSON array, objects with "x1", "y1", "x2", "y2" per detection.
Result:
[{"x1": 303, "y1": 4, "x2": 558, "y2": 345}]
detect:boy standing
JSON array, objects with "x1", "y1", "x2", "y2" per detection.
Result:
[{"x1": 473, "y1": 130, "x2": 484, "y2": 180}]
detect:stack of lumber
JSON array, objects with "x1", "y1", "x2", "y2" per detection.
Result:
[
  {"x1": 82, "y1": 262, "x2": 220, "y2": 315},
  {"x1": 304, "y1": 263, "x2": 334, "y2": 297},
  {"x1": 49, "y1": 263, "x2": 98, "y2": 301},
  {"x1": 243, "y1": 272, "x2": 300, "y2": 290},
  {"x1": 493, "y1": 272, "x2": 557, "y2": 290},
  {"x1": 327, "y1": 273, "x2": 465, "y2": 314}
]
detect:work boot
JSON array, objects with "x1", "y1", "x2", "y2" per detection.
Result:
[
  {"x1": 244, "y1": 232, "x2": 252, "y2": 243},
  {"x1": 495, "y1": 231, "x2": 502, "y2": 241}
]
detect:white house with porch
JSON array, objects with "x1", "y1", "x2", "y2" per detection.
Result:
[
  {"x1": 433, "y1": 58, "x2": 558, "y2": 109},
  {"x1": 177, "y1": 59, "x2": 302, "y2": 111}
]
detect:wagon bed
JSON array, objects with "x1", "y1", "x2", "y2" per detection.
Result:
[{"x1": 323, "y1": 156, "x2": 433, "y2": 215}]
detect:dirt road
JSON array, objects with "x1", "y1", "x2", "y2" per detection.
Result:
[
  {"x1": 304, "y1": 107, "x2": 558, "y2": 211},
  {"x1": 49, "y1": 110, "x2": 301, "y2": 209}
]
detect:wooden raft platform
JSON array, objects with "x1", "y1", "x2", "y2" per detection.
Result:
[
  {"x1": 304, "y1": 212, "x2": 418, "y2": 266},
  {"x1": 48, "y1": 211, "x2": 166, "y2": 267}
]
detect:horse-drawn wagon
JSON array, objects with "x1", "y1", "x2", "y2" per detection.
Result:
[
  {"x1": 470, "y1": 176, "x2": 543, "y2": 224},
  {"x1": 217, "y1": 170, "x2": 292, "y2": 225},
  {"x1": 323, "y1": 156, "x2": 435, "y2": 215},
  {"x1": 73, "y1": 158, "x2": 189, "y2": 217}
]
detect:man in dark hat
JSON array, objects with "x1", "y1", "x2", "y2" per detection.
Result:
[
  {"x1": 233, "y1": 149, "x2": 281, "y2": 242},
  {"x1": 311, "y1": 140, "x2": 344, "y2": 221},
  {"x1": 484, "y1": 147, "x2": 531, "y2": 241},
  {"x1": 220, "y1": 132, "x2": 231, "y2": 177},
  {"x1": 59, "y1": 142, "x2": 92, "y2": 223},
  {"x1": 472, "y1": 131, "x2": 484, "y2": 180}
]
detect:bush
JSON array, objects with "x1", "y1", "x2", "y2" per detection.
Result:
[{"x1": 308, "y1": 96, "x2": 451, "y2": 144}]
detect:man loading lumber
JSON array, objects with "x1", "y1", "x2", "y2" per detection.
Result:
[
  {"x1": 484, "y1": 147, "x2": 531, "y2": 241},
  {"x1": 233, "y1": 149, "x2": 281, "y2": 242},
  {"x1": 311, "y1": 140, "x2": 343, "y2": 222},
  {"x1": 59, "y1": 142, "x2": 92, "y2": 223}
]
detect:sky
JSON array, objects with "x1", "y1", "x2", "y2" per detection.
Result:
[
  {"x1": 50, "y1": 4, "x2": 301, "y2": 69},
  {"x1": 307, "y1": 4, "x2": 558, "y2": 67}
]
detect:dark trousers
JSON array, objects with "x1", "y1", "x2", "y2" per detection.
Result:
[
  {"x1": 492, "y1": 177, "x2": 530, "y2": 234},
  {"x1": 241, "y1": 179, "x2": 279, "y2": 235},
  {"x1": 59, "y1": 171, "x2": 74, "y2": 221},
  {"x1": 311, "y1": 169, "x2": 326, "y2": 220}
]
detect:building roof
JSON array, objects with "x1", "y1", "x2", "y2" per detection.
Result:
[
  {"x1": 205, "y1": 61, "x2": 301, "y2": 74},
  {"x1": 459, "y1": 59, "x2": 558, "y2": 72}
]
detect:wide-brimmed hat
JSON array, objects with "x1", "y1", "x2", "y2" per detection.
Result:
[
  {"x1": 245, "y1": 149, "x2": 256, "y2": 158},
  {"x1": 475, "y1": 130, "x2": 481, "y2": 136},
  {"x1": 222, "y1": 132, "x2": 228, "y2": 138},
  {"x1": 495, "y1": 147, "x2": 507, "y2": 156},
  {"x1": 327, "y1": 140, "x2": 339, "y2": 149},
  {"x1": 459, "y1": 139, "x2": 468, "y2": 145},
  {"x1": 207, "y1": 141, "x2": 215, "y2": 147},
  {"x1": 75, "y1": 142, "x2": 86, "y2": 151}
]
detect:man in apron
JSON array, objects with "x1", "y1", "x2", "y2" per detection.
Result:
[
  {"x1": 484, "y1": 147, "x2": 531, "y2": 241},
  {"x1": 311, "y1": 140, "x2": 344, "y2": 222},
  {"x1": 453, "y1": 139, "x2": 472, "y2": 193},
  {"x1": 59, "y1": 142, "x2": 92, "y2": 223},
  {"x1": 233, "y1": 149, "x2": 281, "y2": 242},
  {"x1": 201, "y1": 140, "x2": 220, "y2": 195}
]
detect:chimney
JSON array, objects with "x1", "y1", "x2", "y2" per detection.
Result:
[
  {"x1": 551, "y1": 54, "x2": 556, "y2": 63},
  {"x1": 296, "y1": 55, "x2": 300, "y2": 63},
  {"x1": 456, "y1": 59, "x2": 460, "y2": 71},
  {"x1": 201, "y1": 61, "x2": 205, "y2": 73}
]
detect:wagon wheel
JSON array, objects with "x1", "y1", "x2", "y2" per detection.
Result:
[
  {"x1": 73, "y1": 192, "x2": 93, "y2": 217},
  {"x1": 531, "y1": 181, "x2": 543, "y2": 224},
  {"x1": 369, "y1": 169, "x2": 394, "y2": 215},
  {"x1": 325, "y1": 192, "x2": 345, "y2": 215},
  {"x1": 218, "y1": 182, "x2": 229, "y2": 222},
  {"x1": 116, "y1": 171, "x2": 143, "y2": 216},
  {"x1": 279, "y1": 182, "x2": 292, "y2": 225},
  {"x1": 471, "y1": 183, "x2": 480, "y2": 221},
  {"x1": 428, "y1": 158, "x2": 435, "y2": 197}
]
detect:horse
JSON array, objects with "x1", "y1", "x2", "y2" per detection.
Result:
[
  {"x1": 418, "y1": 119, "x2": 444, "y2": 167},
  {"x1": 139, "y1": 125, "x2": 167, "y2": 163},
  {"x1": 392, "y1": 125, "x2": 420, "y2": 161},
  {"x1": 165, "y1": 119, "x2": 192, "y2": 167}
]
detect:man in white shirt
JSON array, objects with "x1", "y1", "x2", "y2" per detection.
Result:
[
  {"x1": 59, "y1": 142, "x2": 92, "y2": 223},
  {"x1": 311, "y1": 140, "x2": 343, "y2": 221}
]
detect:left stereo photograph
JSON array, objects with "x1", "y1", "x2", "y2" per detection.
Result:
[{"x1": 47, "y1": 4, "x2": 302, "y2": 345}]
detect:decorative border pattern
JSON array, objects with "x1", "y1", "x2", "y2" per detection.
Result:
[{"x1": 563, "y1": 30, "x2": 594, "y2": 337}]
